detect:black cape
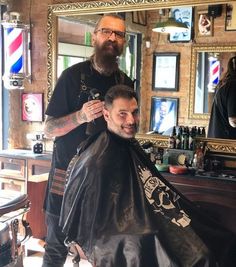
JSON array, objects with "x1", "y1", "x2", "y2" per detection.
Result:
[{"x1": 60, "y1": 130, "x2": 236, "y2": 267}]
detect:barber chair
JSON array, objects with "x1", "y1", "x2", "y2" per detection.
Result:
[{"x1": 0, "y1": 192, "x2": 31, "y2": 267}]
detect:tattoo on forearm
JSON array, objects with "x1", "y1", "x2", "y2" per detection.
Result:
[
  {"x1": 72, "y1": 113, "x2": 78, "y2": 125},
  {"x1": 77, "y1": 110, "x2": 87, "y2": 122},
  {"x1": 48, "y1": 118, "x2": 69, "y2": 131}
]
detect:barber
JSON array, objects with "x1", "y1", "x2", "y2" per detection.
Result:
[{"x1": 42, "y1": 13, "x2": 133, "y2": 267}]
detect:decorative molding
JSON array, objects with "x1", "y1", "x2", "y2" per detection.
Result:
[
  {"x1": 203, "y1": 138, "x2": 236, "y2": 154},
  {"x1": 0, "y1": 0, "x2": 10, "y2": 5},
  {"x1": 137, "y1": 134, "x2": 236, "y2": 155},
  {"x1": 136, "y1": 133, "x2": 169, "y2": 148}
]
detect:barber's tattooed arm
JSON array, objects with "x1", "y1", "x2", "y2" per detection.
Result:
[
  {"x1": 44, "y1": 99, "x2": 104, "y2": 138},
  {"x1": 44, "y1": 111, "x2": 86, "y2": 138}
]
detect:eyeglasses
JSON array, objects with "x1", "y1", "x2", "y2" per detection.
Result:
[{"x1": 95, "y1": 28, "x2": 126, "y2": 40}]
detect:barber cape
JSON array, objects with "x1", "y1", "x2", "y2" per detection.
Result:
[{"x1": 60, "y1": 130, "x2": 236, "y2": 267}]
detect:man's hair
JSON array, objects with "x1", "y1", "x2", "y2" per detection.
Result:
[
  {"x1": 218, "y1": 56, "x2": 236, "y2": 88},
  {"x1": 104, "y1": 84, "x2": 138, "y2": 107},
  {"x1": 94, "y1": 13, "x2": 125, "y2": 32},
  {"x1": 228, "y1": 56, "x2": 236, "y2": 75}
]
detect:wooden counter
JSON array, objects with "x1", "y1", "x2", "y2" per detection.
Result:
[{"x1": 162, "y1": 172, "x2": 236, "y2": 234}]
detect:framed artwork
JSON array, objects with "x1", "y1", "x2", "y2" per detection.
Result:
[
  {"x1": 132, "y1": 11, "x2": 147, "y2": 26},
  {"x1": 152, "y1": 52, "x2": 180, "y2": 91},
  {"x1": 149, "y1": 97, "x2": 178, "y2": 134},
  {"x1": 169, "y1": 7, "x2": 193, "y2": 42},
  {"x1": 225, "y1": 3, "x2": 236, "y2": 31},
  {"x1": 22, "y1": 93, "x2": 44, "y2": 122},
  {"x1": 196, "y1": 10, "x2": 213, "y2": 37}
]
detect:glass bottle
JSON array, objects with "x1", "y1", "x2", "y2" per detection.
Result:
[
  {"x1": 168, "y1": 127, "x2": 176, "y2": 149},
  {"x1": 175, "y1": 129, "x2": 182, "y2": 149},
  {"x1": 162, "y1": 149, "x2": 170, "y2": 165}
]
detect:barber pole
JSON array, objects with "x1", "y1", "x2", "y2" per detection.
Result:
[
  {"x1": 2, "y1": 12, "x2": 30, "y2": 89},
  {"x1": 4, "y1": 27, "x2": 24, "y2": 75},
  {"x1": 208, "y1": 56, "x2": 220, "y2": 92}
]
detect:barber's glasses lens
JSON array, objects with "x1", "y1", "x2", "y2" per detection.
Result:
[{"x1": 100, "y1": 28, "x2": 125, "y2": 39}]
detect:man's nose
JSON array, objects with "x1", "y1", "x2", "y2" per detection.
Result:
[
  {"x1": 126, "y1": 113, "x2": 136, "y2": 124},
  {"x1": 108, "y1": 32, "x2": 117, "y2": 41}
]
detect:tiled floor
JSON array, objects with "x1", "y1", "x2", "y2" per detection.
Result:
[
  {"x1": 23, "y1": 252, "x2": 92, "y2": 267},
  {"x1": 22, "y1": 237, "x2": 92, "y2": 267}
]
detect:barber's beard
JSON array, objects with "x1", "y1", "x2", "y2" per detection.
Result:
[{"x1": 94, "y1": 41, "x2": 123, "y2": 75}]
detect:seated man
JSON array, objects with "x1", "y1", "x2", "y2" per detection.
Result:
[{"x1": 60, "y1": 85, "x2": 236, "y2": 267}]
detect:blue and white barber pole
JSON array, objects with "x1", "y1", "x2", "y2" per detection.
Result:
[
  {"x1": 2, "y1": 12, "x2": 31, "y2": 89},
  {"x1": 208, "y1": 56, "x2": 220, "y2": 92}
]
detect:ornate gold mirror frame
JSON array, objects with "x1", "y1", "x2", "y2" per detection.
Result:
[
  {"x1": 47, "y1": 0, "x2": 235, "y2": 155},
  {"x1": 136, "y1": 133, "x2": 236, "y2": 155},
  {"x1": 47, "y1": 0, "x2": 230, "y2": 101},
  {"x1": 188, "y1": 44, "x2": 236, "y2": 120}
]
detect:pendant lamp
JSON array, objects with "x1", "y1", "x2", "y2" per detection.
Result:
[{"x1": 152, "y1": 11, "x2": 188, "y2": 34}]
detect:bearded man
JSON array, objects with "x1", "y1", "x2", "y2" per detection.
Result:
[{"x1": 42, "y1": 14, "x2": 133, "y2": 267}]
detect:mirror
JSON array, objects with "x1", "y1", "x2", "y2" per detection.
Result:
[
  {"x1": 47, "y1": 0, "x2": 236, "y2": 154},
  {"x1": 47, "y1": 0, "x2": 230, "y2": 100},
  {"x1": 189, "y1": 44, "x2": 236, "y2": 120}
]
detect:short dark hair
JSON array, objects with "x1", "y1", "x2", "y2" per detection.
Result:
[
  {"x1": 94, "y1": 13, "x2": 125, "y2": 32},
  {"x1": 104, "y1": 84, "x2": 138, "y2": 107}
]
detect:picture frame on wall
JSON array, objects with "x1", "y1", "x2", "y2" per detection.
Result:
[
  {"x1": 195, "y1": 10, "x2": 213, "y2": 37},
  {"x1": 169, "y1": 7, "x2": 193, "y2": 42},
  {"x1": 132, "y1": 11, "x2": 147, "y2": 26},
  {"x1": 225, "y1": 3, "x2": 236, "y2": 31},
  {"x1": 22, "y1": 93, "x2": 44, "y2": 122},
  {"x1": 152, "y1": 52, "x2": 180, "y2": 91},
  {"x1": 149, "y1": 97, "x2": 178, "y2": 134}
]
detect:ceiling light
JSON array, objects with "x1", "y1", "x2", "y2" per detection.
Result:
[{"x1": 152, "y1": 17, "x2": 188, "y2": 33}]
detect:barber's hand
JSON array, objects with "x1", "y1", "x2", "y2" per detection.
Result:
[{"x1": 79, "y1": 100, "x2": 104, "y2": 123}]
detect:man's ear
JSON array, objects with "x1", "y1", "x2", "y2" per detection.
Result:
[{"x1": 103, "y1": 107, "x2": 109, "y2": 122}]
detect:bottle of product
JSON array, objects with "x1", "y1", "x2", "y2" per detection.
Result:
[
  {"x1": 175, "y1": 129, "x2": 182, "y2": 149},
  {"x1": 197, "y1": 127, "x2": 201, "y2": 137},
  {"x1": 192, "y1": 153, "x2": 198, "y2": 168},
  {"x1": 189, "y1": 127, "x2": 196, "y2": 151},
  {"x1": 183, "y1": 127, "x2": 189, "y2": 150},
  {"x1": 195, "y1": 142, "x2": 204, "y2": 169},
  {"x1": 201, "y1": 127, "x2": 206, "y2": 137},
  {"x1": 168, "y1": 127, "x2": 176, "y2": 149},
  {"x1": 162, "y1": 149, "x2": 170, "y2": 165},
  {"x1": 172, "y1": 126, "x2": 177, "y2": 139},
  {"x1": 178, "y1": 126, "x2": 183, "y2": 149}
]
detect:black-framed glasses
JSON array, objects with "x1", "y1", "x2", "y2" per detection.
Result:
[{"x1": 95, "y1": 28, "x2": 126, "y2": 39}]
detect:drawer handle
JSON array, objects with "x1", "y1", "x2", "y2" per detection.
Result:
[{"x1": 10, "y1": 180, "x2": 15, "y2": 185}]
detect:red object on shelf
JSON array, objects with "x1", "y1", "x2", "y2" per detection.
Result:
[{"x1": 169, "y1": 165, "x2": 188, "y2": 175}]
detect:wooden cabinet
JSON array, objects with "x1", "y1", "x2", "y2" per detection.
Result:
[
  {"x1": 0, "y1": 150, "x2": 52, "y2": 239},
  {"x1": 0, "y1": 156, "x2": 26, "y2": 193}
]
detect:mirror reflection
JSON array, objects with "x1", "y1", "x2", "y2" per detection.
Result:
[
  {"x1": 189, "y1": 45, "x2": 236, "y2": 120},
  {"x1": 57, "y1": 15, "x2": 140, "y2": 83},
  {"x1": 195, "y1": 52, "x2": 236, "y2": 114},
  {"x1": 47, "y1": 0, "x2": 236, "y2": 142}
]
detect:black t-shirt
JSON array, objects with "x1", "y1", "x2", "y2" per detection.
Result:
[
  {"x1": 208, "y1": 79, "x2": 236, "y2": 139},
  {"x1": 44, "y1": 60, "x2": 133, "y2": 215}
]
